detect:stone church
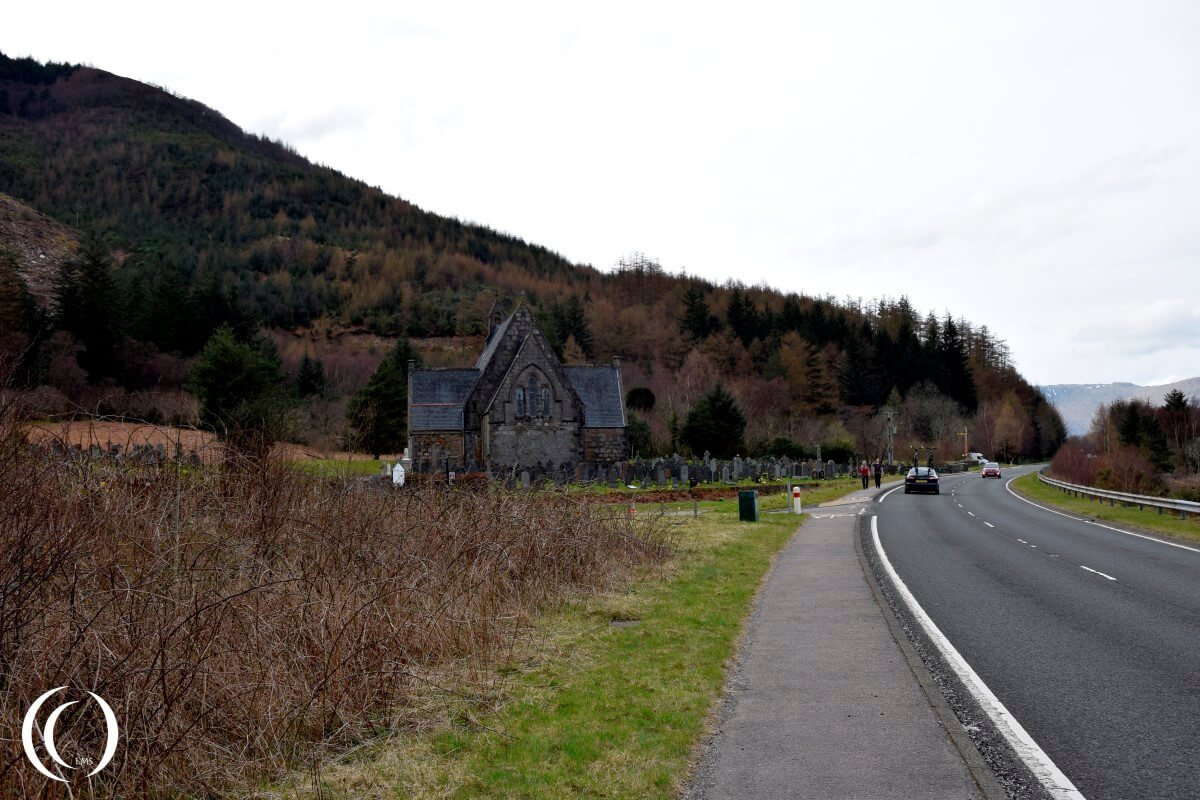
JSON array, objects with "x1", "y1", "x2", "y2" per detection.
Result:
[{"x1": 407, "y1": 304, "x2": 627, "y2": 469}]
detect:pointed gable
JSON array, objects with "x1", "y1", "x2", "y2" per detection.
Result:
[{"x1": 469, "y1": 304, "x2": 583, "y2": 421}]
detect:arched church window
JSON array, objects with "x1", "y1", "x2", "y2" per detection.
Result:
[
  {"x1": 515, "y1": 387, "x2": 525, "y2": 417},
  {"x1": 528, "y1": 375, "x2": 539, "y2": 415},
  {"x1": 541, "y1": 387, "x2": 550, "y2": 416}
]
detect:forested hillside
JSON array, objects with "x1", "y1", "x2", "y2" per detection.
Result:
[{"x1": 0, "y1": 51, "x2": 1065, "y2": 462}]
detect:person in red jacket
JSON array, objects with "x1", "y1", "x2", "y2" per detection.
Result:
[{"x1": 859, "y1": 461, "x2": 870, "y2": 489}]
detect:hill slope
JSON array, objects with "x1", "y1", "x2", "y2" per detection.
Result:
[
  {"x1": 0, "y1": 50, "x2": 1064, "y2": 461},
  {"x1": 0, "y1": 191, "x2": 78, "y2": 305},
  {"x1": 1041, "y1": 377, "x2": 1200, "y2": 436},
  {"x1": 0, "y1": 52, "x2": 589, "y2": 333}
]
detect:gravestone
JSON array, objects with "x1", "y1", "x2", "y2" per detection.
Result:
[
  {"x1": 826, "y1": 460, "x2": 836, "y2": 478},
  {"x1": 520, "y1": 470, "x2": 530, "y2": 489},
  {"x1": 680, "y1": 464, "x2": 689, "y2": 484},
  {"x1": 721, "y1": 465, "x2": 731, "y2": 483},
  {"x1": 655, "y1": 466, "x2": 665, "y2": 485}
]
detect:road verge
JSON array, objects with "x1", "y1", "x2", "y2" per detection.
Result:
[
  {"x1": 261, "y1": 485, "x2": 858, "y2": 798},
  {"x1": 1008, "y1": 472, "x2": 1200, "y2": 544}
]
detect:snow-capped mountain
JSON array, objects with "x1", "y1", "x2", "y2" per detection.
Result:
[{"x1": 1039, "y1": 377, "x2": 1200, "y2": 436}]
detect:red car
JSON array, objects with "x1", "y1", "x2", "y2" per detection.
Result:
[{"x1": 981, "y1": 462, "x2": 1002, "y2": 478}]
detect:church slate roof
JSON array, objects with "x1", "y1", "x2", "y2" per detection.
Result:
[
  {"x1": 409, "y1": 369, "x2": 478, "y2": 431},
  {"x1": 474, "y1": 314, "x2": 514, "y2": 371},
  {"x1": 562, "y1": 366, "x2": 626, "y2": 428}
]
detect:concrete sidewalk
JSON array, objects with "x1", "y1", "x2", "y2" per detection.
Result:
[{"x1": 688, "y1": 482, "x2": 987, "y2": 800}]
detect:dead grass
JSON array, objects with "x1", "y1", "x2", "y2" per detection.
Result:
[
  {"x1": 0, "y1": 403, "x2": 668, "y2": 798},
  {"x1": 22, "y1": 419, "x2": 404, "y2": 463}
]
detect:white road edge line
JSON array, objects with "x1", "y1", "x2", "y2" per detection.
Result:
[
  {"x1": 878, "y1": 485, "x2": 904, "y2": 503},
  {"x1": 1004, "y1": 475, "x2": 1200, "y2": 555},
  {"x1": 871, "y1": 516, "x2": 1086, "y2": 800},
  {"x1": 1080, "y1": 565, "x2": 1117, "y2": 581}
]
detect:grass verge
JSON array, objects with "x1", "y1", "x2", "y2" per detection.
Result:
[
  {"x1": 267, "y1": 482, "x2": 863, "y2": 799},
  {"x1": 1010, "y1": 472, "x2": 1200, "y2": 543},
  {"x1": 292, "y1": 457, "x2": 385, "y2": 477}
]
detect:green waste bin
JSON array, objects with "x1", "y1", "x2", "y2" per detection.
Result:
[{"x1": 738, "y1": 489, "x2": 759, "y2": 522}]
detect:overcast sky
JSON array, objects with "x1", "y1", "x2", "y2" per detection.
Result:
[{"x1": 4, "y1": 1, "x2": 1198, "y2": 386}]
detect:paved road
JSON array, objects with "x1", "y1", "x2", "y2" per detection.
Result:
[{"x1": 875, "y1": 467, "x2": 1200, "y2": 800}]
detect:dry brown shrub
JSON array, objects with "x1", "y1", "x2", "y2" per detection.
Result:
[
  {"x1": 0, "y1": 402, "x2": 669, "y2": 798},
  {"x1": 1049, "y1": 440, "x2": 1097, "y2": 486}
]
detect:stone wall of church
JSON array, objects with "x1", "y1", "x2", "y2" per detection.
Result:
[
  {"x1": 583, "y1": 428, "x2": 627, "y2": 463},
  {"x1": 410, "y1": 432, "x2": 466, "y2": 466},
  {"x1": 487, "y1": 418, "x2": 583, "y2": 466}
]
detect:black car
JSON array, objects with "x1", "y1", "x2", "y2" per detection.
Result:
[{"x1": 904, "y1": 466, "x2": 940, "y2": 494}]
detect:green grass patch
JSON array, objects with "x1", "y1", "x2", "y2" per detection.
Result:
[
  {"x1": 268, "y1": 480, "x2": 864, "y2": 798},
  {"x1": 291, "y1": 458, "x2": 384, "y2": 478},
  {"x1": 1011, "y1": 472, "x2": 1200, "y2": 543}
]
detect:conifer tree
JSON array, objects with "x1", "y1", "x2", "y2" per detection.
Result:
[
  {"x1": 296, "y1": 353, "x2": 329, "y2": 397},
  {"x1": 838, "y1": 322, "x2": 881, "y2": 407},
  {"x1": 550, "y1": 295, "x2": 593, "y2": 358},
  {"x1": 1163, "y1": 389, "x2": 1188, "y2": 413},
  {"x1": 188, "y1": 325, "x2": 288, "y2": 455},
  {"x1": 726, "y1": 288, "x2": 762, "y2": 346},
  {"x1": 348, "y1": 336, "x2": 420, "y2": 457},
  {"x1": 937, "y1": 317, "x2": 978, "y2": 412},
  {"x1": 54, "y1": 234, "x2": 124, "y2": 379},
  {"x1": 681, "y1": 384, "x2": 746, "y2": 458},
  {"x1": 680, "y1": 285, "x2": 719, "y2": 342}
]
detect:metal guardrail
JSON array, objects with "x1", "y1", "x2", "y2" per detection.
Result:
[{"x1": 1037, "y1": 469, "x2": 1197, "y2": 520}]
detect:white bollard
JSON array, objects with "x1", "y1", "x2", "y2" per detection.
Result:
[{"x1": 792, "y1": 485, "x2": 803, "y2": 514}]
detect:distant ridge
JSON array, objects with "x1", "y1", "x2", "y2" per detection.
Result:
[{"x1": 1040, "y1": 377, "x2": 1200, "y2": 436}]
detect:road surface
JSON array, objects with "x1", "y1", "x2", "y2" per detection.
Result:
[{"x1": 873, "y1": 466, "x2": 1200, "y2": 800}]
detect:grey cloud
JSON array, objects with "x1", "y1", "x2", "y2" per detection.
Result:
[
  {"x1": 1077, "y1": 302, "x2": 1200, "y2": 356},
  {"x1": 831, "y1": 144, "x2": 1190, "y2": 261}
]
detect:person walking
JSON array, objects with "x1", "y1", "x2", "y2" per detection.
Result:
[
  {"x1": 872, "y1": 458, "x2": 882, "y2": 489},
  {"x1": 859, "y1": 461, "x2": 870, "y2": 490}
]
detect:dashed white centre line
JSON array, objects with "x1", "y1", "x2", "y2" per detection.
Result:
[
  {"x1": 1080, "y1": 565, "x2": 1116, "y2": 581},
  {"x1": 984, "y1": 522, "x2": 995, "y2": 528},
  {"x1": 968, "y1": 511, "x2": 976, "y2": 517},
  {"x1": 1017, "y1": 538, "x2": 1028, "y2": 544}
]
